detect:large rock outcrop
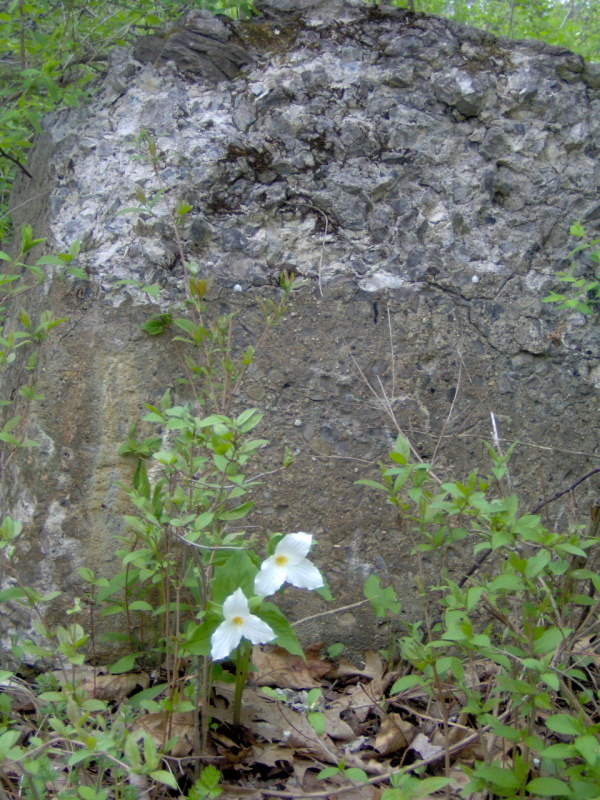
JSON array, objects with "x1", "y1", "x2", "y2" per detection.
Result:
[{"x1": 4, "y1": 0, "x2": 600, "y2": 655}]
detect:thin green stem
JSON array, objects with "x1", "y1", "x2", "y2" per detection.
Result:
[{"x1": 233, "y1": 640, "x2": 251, "y2": 728}]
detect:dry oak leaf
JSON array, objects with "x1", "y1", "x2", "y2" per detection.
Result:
[
  {"x1": 131, "y1": 711, "x2": 194, "y2": 757},
  {"x1": 343, "y1": 678, "x2": 385, "y2": 724},
  {"x1": 251, "y1": 644, "x2": 330, "y2": 688},
  {"x1": 374, "y1": 712, "x2": 416, "y2": 755},
  {"x1": 572, "y1": 634, "x2": 600, "y2": 669},
  {"x1": 51, "y1": 665, "x2": 149, "y2": 702},
  {"x1": 252, "y1": 744, "x2": 295, "y2": 768},
  {"x1": 409, "y1": 732, "x2": 444, "y2": 760},
  {"x1": 329, "y1": 650, "x2": 385, "y2": 681}
]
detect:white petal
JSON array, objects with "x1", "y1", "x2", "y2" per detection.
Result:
[
  {"x1": 211, "y1": 619, "x2": 243, "y2": 661},
  {"x1": 223, "y1": 587, "x2": 250, "y2": 619},
  {"x1": 254, "y1": 558, "x2": 287, "y2": 597},
  {"x1": 286, "y1": 559, "x2": 324, "y2": 590},
  {"x1": 241, "y1": 614, "x2": 276, "y2": 646},
  {"x1": 276, "y1": 532, "x2": 313, "y2": 565}
]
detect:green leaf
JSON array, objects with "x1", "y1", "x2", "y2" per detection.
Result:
[
  {"x1": 150, "y1": 770, "x2": 178, "y2": 789},
  {"x1": 390, "y1": 674, "x2": 427, "y2": 695},
  {"x1": 363, "y1": 574, "x2": 401, "y2": 617},
  {"x1": 211, "y1": 550, "x2": 257, "y2": 603},
  {"x1": 412, "y1": 778, "x2": 452, "y2": 797},
  {"x1": 317, "y1": 767, "x2": 339, "y2": 780},
  {"x1": 546, "y1": 714, "x2": 585, "y2": 737},
  {"x1": 345, "y1": 768, "x2": 368, "y2": 783},
  {"x1": 218, "y1": 501, "x2": 254, "y2": 521},
  {"x1": 526, "y1": 777, "x2": 572, "y2": 797},
  {"x1": 109, "y1": 654, "x2": 137, "y2": 674},
  {"x1": 128, "y1": 601, "x2": 154, "y2": 611},
  {"x1": 0, "y1": 729, "x2": 21, "y2": 759},
  {"x1": 308, "y1": 711, "x2": 325, "y2": 735},
  {"x1": 173, "y1": 317, "x2": 196, "y2": 334},
  {"x1": 127, "y1": 684, "x2": 169, "y2": 708},
  {"x1": 534, "y1": 627, "x2": 567, "y2": 656},
  {"x1": 355, "y1": 479, "x2": 388, "y2": 491},
  {"x1": 574, "y1": 734, "x2": 600, "y2": 765},
  {"x1": 475, "y1": 765, "x2": 521, "y2": 789},
  {"x1": 258, "y1": 602, "x2": 304, "y2": 658},
  {"x1": 66, "y1": 266, "x2": 88, "y2": 280},
  {"x1": 182, "y1": 617, "x2": 220, "y2": 657},
  {"x1": 141, "y1": 314, "x2": 172, "y2": 335}
]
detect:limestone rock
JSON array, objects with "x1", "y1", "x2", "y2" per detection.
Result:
[{"x1": 3, "y1": 1, "x2": 599, "y2": 660}]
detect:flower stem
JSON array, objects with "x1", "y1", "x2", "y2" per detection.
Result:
[{"x1": 233, "y1": 640, "x2": 251, "y2": 728}]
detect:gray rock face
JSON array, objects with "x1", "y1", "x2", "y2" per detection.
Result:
[{"x1": 4, "y1": 2, "x2": 600, "y2": 657}]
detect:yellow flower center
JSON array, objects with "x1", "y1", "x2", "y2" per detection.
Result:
[
  {"x1": 232, "y1": 616, "x2": 243, "y2": 626},
  {"x1": 275, "y1": 555, "x2": 289, "y2": 567}
]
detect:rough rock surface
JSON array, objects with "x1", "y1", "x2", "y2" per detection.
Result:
[{"x1": 4, "y1": 0, "x2": 600, "y2": 656}]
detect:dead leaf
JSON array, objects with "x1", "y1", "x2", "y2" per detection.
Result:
[
  {"x1": 374, "y1": 713, "x2": 416, "y2": 755},
  {"x1": 409, "y1": 732, "x2": 444, "y2": 760},
  {"x1": 252, "y1": 645, "x2": 326, "y2": 688},
  {"x1": 331, "y1": 651, "x2": 384, "y2": 681},
  {"x1": 131, "y1": 711, "x2": 195, "y2": 757},
  {"x1": 572, "y1": 635, "x2": 600, "y2": 669},
  {"x1": 343, "y1": 679, "x2": 384, "y2": 723},
  {"x1": 51, "y1": 665, "x2": 150, "y2": 702},
  {"x1": 252, "y1": 744, "x2": 295, "y2": 768}
]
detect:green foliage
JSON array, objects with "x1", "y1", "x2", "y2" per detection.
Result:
[
  {"x1": 318, "y1": 760, "x2": 369, "y2": 785},
  {"x1": 359, "y1": 434, "x2": 600, "y2": 799},
  {"x1": 0, "y1": 225, "x2": 81, "y2": 498},
  {"x1": 543, "y1": 221, "x2": 600, "y2": 315},
  {"x1": 0, "y1": 0, "x2": 255, "y2": 240},
  {"x1": 391, "y1": 0, "x2": 600, "y2": 61},
  {"x1": 187, "y1": 765, "x2": 223, "y2": 799}
]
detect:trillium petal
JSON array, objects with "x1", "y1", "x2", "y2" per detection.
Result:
[
  {"x1": 211, "y1": 619, "x2": 243, "y2": 661},
  {"x1": 286, "y1": 559, "x2": 324, "y2": 590},
  {"x1": 223, "y1": 587, "x2": 249, "y2": 618},
  {"x1": 242, "y1": 614, "x2": 276, "y2": 645},
  {"x1": 276, "y1": 532, "x2": 313, "y2": 565},
  {"x1": 254, "y1": 558, "x2": 287, "y2": 597}
]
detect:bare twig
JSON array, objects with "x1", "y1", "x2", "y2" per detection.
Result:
[{"x1": 530, "y1": 467, "x2": 600, "y2": 515}]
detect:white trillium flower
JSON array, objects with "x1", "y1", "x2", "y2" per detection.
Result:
[
  {"x1": 254, "y1": 532, "x2": 324, "y2": 597},
  {"x1": 211, "y1": 588, "x2": 276, "y2": 661}
]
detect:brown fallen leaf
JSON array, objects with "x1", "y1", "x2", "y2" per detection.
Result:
[
  {"x1": 572, "y1": 634, "x2": 600, "y2": 669},
  {"x1": 409, "y1": 732, "x2": 444, "y2": 760},
  {"x1": 52, "y1": 665, "x2": 150, "y2": 702},
  {"x1": 343, "y1": 679, "x2": 385, "y2": 723},
  {"x1": 131, "y1": 711, "x2": 195, "y2": 757},
  {"x1": 330, "y1": 651, "x2": 385, "y2": 681},
  {"x1": 374, "y1": 712, "x2": 416, "y2": 755},
  {"x1": 252, "y1": 744, "x2": 295, "y2": 768},
  {"x1": 251, "y1": 645, "x2": 330, "y2": 688}
]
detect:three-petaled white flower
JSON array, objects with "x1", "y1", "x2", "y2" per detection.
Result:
[
  {"x1": 211, "y1": 588, "x2": 276, "y2": 661},
  {"x1": 254, "y1": 532, "x2": 324, "y2": 597}
]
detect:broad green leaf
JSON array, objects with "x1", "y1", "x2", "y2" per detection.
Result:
[
  {"x1": 126, "y1": 684, "x2": 169, "y2": 708},
  {"x1": 318, "y1": 767, "x2": 339, "y2": 779},
  {"x1": 526, "y1": 777, "x2": 572, "y2": 797},
  {"x1": 390, "y1": 674, "x2": 427, "y2": 695},
  {"x1": 308, "y1": 711, "x2": 325, "y2": 735},
  {"x1": 345, "y1": 768, "x2": 368, "y2": 783},
  {"x1": 363, "y1": 574, "x2": 401, "y2": 617},
  {"x1": 546, "y1": 714, "x2": 585, "y2": 737},
  {"x1": 574, "y1": 734, "x2": 600, "y2": 765},
  {"x1": 475, "y1": 764, "x2": 521, "y2": 789},
  {"x1": 108, "y1": 654, "x2": 137, "y2": 674},
  {"x1": 258, "y1": 602, "x2": 304, "y2": 658}
]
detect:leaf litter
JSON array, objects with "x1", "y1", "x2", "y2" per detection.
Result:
[{"x1": 0, "y1": 644, "x2": 552, "y2": 799}]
